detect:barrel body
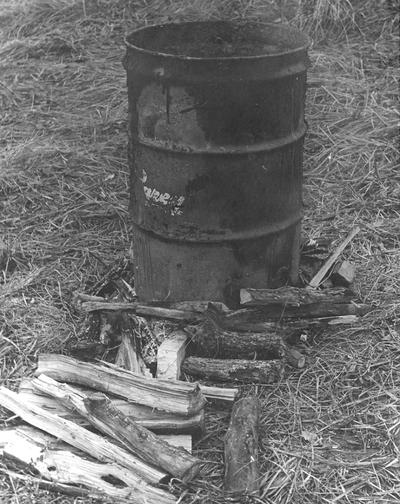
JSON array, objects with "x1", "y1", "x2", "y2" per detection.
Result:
[{"x1": 124, "y1": 21, "x2": 309, "y2": 306}]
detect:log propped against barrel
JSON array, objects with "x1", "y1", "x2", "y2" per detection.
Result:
[{"x1": 224, "y1": 397, "x2": 260, "y2": 496}]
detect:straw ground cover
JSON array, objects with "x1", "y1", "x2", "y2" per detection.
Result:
[{"x1": 0, "y1": 0, "x2": 399, "y2": 502}]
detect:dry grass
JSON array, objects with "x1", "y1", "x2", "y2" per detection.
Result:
[{"x1": 0, "y1": 0, "x2": 399, "y2": 502}]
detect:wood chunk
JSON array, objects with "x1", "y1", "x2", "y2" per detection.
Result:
[
  {"x1": 0, "y1": 386, "x2": 167, "y2": 484},
  {"x1": 187, "y1": 314, "x2": 287, "y2": 360},
  {"x1": 157, "y1": 331, "x2": 188, "y2": 380},
  {"x1": 32, "y1": 375, "x2": 201, "y2": 482},
  {"x1": 308, "y1": 226, "x2": 360, "y2": 288},
  {"x1": 0, "y1": 426, "x2": 175, "y2": 503},
  {"x1": 182, "y1": 357, "x2": 284, "y2": 384},
  {"x1": 286, "y1": 348, "x2": 306, "y2": 369},
  {"x1": 36, "y1": 354, "x2": 206, "y2": 416},
  {"x1": 331, "y1": 260, "x2": 356, "y2": 287},
  {"x1": 19, "y1": 379, "x2": 205, "y2": 435},
  {"x1": 240, "y1": 286, "x2": 353, "y2": 307},
  {"x1": 224, "y1": 397, "x2": 260, "y2": 496}
]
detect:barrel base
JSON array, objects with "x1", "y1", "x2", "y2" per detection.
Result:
[{"x1": 133, "y1": 224, "x2": 300, "y2": 308}]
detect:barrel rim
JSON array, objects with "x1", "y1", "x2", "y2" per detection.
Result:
[{"x1": 124, "y1": 20, "x2": 310, "y2": 62}]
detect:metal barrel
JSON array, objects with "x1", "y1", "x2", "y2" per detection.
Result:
[{"x1": 124, "y1": 21, "x2": 309, "y2": 306}]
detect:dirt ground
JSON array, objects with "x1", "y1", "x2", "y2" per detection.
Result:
[{"x1": 0, "y1": 1, "x2": 399, "y2": 503}]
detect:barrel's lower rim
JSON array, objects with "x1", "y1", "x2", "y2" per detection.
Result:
[{"x1": 132, "y1": 212, "x2": 303, "y2": 244}]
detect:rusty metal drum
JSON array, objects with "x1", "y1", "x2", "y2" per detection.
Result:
[{"x1": 124, "y1": 21, "x2": 309, "y2": 306}]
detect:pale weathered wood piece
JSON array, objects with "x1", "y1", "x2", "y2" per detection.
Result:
[
  {"x1": 159, "y1": 434, "x2": 192, "y2": 453},
  {"x1": 224, "y1": 397, "x2": 260, "y2": 496},
  {"x1": 36, "y1": 354, "x2": 206, "y2": 416},
  {"x1": 0, "y1": 426, "x2": 175, "y2": 503},
  {"x1": 157, "y1": 331, "x2": 188, "y2": 380},
  {"x1": 32, "y1": 375, "x2": 201, "y2": 482},
  {"x1": 0, "y1": 386, "x2": 167, "y2": 484}
]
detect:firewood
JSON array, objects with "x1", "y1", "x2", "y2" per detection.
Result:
[
  {"x1": 36, "y1": 354, "x2": 206, "y2": 416},
  {"x1": 32, "y1": 375, "x2": 201, "y2": 482},
  {"x1": 198, "y1": 384, "x2": 238, "y2": 402},
  {"x1": 182, "y1": 357, "x2": 284, "y2": 384},
  {"x1": 331, "y1": 260, "x2": 356, "y2": 287},
  {"x1": 224, "y1": 397, "x2": 260, "y2": 496},
  {"x1": 18, "y1": 379, "x2": 204, "y2": 435},
  {"x1": 19, "y1": 378, "x2": 205, "y2": 434},
  {"x1": 308, "y1": 226, "x2": 360, "y2": 288},
  {"x1": 186, "y1": 315, "x2": 287, "y2": 360},
  {"x1": 72, "y1": 292, "x2": 201, "y2": 321},
  {"x1": 240, "y1": 286, "x2": 353, "y2": 307},
  {"x1": 157, "y1": 331, "x2": 188, "y2": 380},
  {"x1": 0, "y1": 386, "x2": 167, "y2": 484},
  {"x1": 0, "y1": 426, "x2": 175, "y2": 503}
]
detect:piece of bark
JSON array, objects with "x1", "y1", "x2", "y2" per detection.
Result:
[
  {"x1": 182, "y1": 357, "x2": 284, "y2": 384},
  {"x1": 18, "y1": 378, "x2": 204, "y2": 434},
  {"x1": 240, "y1": 286, "x2": 353, "y2": 307},
  {"x1": 0, "y1": 387, "x2": 167, "y2": 484},
  {"x1": 0, "y1": 426, "x2": 175, "y2": 503},
  {"x1": 331, "y1": 260, "x2": 356, "y2": 287},
  {"x1": 224, "y1": 397, "x2": 260, "y2": 496},
  {"x1": 157, "y1": 331, "x2": 188, "y2": 380},
  {"x1": 187, "y1": 315, "x2": 287, "y2": 360},
  {"x1": 36, "y1": 354, "x2": 206, "y2": 416},
  {"x1": 32, "y1": 375, "x2": 201, "y2": 482},
  {"x1": 158, "y1": 434, "x2": 192, "y2": 453},
  {"x1": 308, "y1": 227, "x2": 360, "y2": 288}
]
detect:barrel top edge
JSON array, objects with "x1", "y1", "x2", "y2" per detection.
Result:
[{"x1": 124, "y1": 20, "x2": 310, "y2": 62}]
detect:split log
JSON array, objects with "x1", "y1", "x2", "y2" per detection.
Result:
[
  {"x1": 157, "y1": 331, "x2": 188, "y2": 380},
  {"x1": 115, "y1": 330, "x2": 150, "y2": 376},
  {"x1": 0, "y1": 386, "x2": 167, "y2": 484},
  {"x1": 136, "y1": 305, "x2": 201, "y2": 322},
  {"x1": 182, "y1": 357, "x2": 284, "y2": 384},
  {"x1": 19, "y1": 379, "x2": 205, "y2": 434},
  {"x1": 308, "y1": 226, "x2": 360, "y2": 288},
  {"x1": 0, "y1": 426, "x2": 175, "y2": 503},
  {"x1": 36, "y1": 354, "x2": 206, "y2": 416},
  {"x1": 224, "y1": 397, "x2": 260, "y2": 496},
  {"x1": 186, "y1": 316, "x2": 287, "y2": 360},
  {"x1": 32, "y1": 375, "x2": 201, "y2": 482},
  {"x1": 240, "y1": 286, "x2": 353, "y2": 307}
]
